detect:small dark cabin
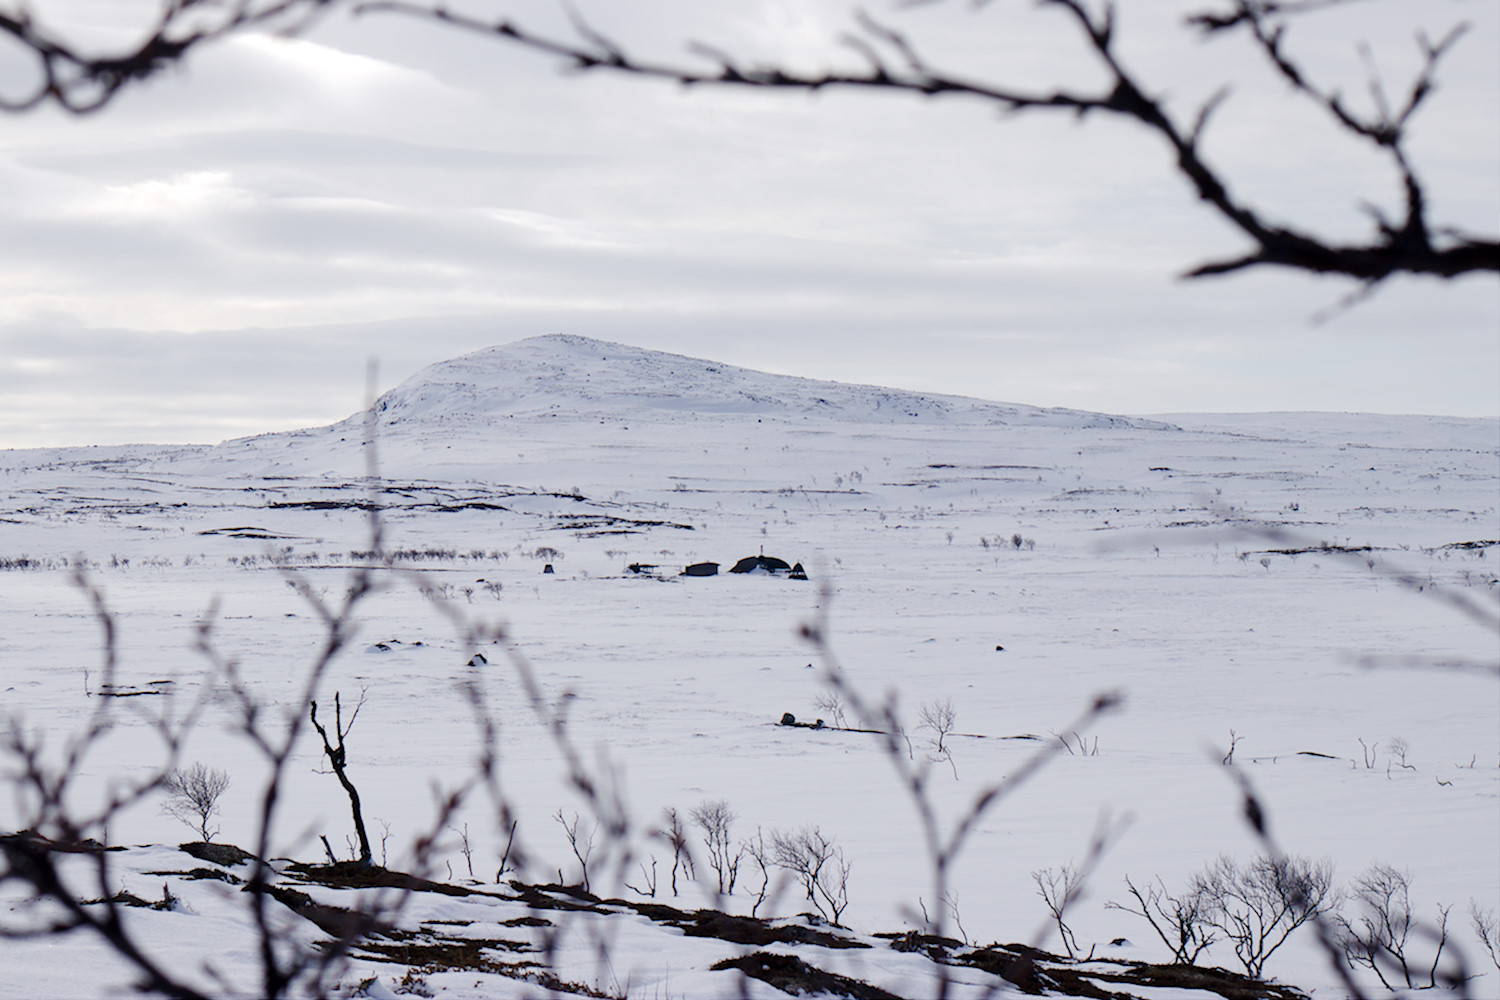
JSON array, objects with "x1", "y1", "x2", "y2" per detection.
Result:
[{"x1": 729, "y1": 555, "x2": 791, "y2": 574}]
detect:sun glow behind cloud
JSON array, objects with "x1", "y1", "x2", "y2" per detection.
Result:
[{"x1": 85, "y1": 171, "x2": 250, "y2": 220}]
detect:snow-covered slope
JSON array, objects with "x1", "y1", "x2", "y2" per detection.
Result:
[
  {"x1": 175, "y1": 333, "x2": 1182, "y2": 485},
  {"x1": 0, "y1": 337, "x2": 1496, "y2": 1000},
  {"x1": 363, "y1": 334, "x2": 1171, "y2": 429}
]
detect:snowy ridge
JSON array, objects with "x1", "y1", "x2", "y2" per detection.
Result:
[
  {"x1": 185, "y1": 334, "x2": 1176, "y2": 478},
  {"x1": 362, "y1": 334, "x2": 1173, "y2": 431}
]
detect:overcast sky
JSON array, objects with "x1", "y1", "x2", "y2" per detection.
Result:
[{"x1": 1, "y1": 0, "x2": 1496, "y2": 449}]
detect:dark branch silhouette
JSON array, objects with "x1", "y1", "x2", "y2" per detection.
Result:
[
  {"x1": 357, "y1": 0, "x2": 1498, "y2": 286},
  {"x1": 3, "y1": 0, "x2": 1494, "y2": 286},
  {"x1": 309, "y1": 690, "x2": 373, "y2": 866},
  {"x1": 0, "y1": 1, "x2": 332, "y2": 114}
]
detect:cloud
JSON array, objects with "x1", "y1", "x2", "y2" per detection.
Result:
[{"x1": 0, "y1": 0, "x2": 1495, "y2": 447}]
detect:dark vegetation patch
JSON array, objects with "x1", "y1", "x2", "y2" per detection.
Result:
[
  {"x1": 94, "y1": 679, "x2": 173, "y2": 698},
  {"x1": 82, "y1": 888, "x2": 176, "y2": 910},
  {"x1": 144, "y1": 867, "x2": 243, "y2": 884},
  {"x1": 284, "y1": 860, "x2": 502, "y2": 899},
  {"x1": 1081, "y1": 961, "x2": 1310, "y2": 1000},
  {"x1": 552, "y1": 513, "x2": 694, "y2": 533},
  {"x1": 627, "y1": 901, "x2": 869, "y2": 950},
  {"x1": 93, "y1": 847, "x2": 1314, "y2": 1000},
  {"x1": 958, "y1": 945, "x2": 1309, "y2": 1000},
  {"x1": 265, "y1": 884, "x2": 374, "y2": 938},
  {"x1": 1438, "y1": 538, "x2": 1497, "y2": 550},
  {"x1": 268, "y1": 500, "x2": 378, "y2": 511},
  {"x1": 711, "y1": 952, "x2": 900, "y2": 999},
  {"x1": 198, "y1": 526, "x2": 297, "y2": 539},
  {"x1": 180, "y1": 841, "x2": 256, "y2": 867},
  {"x1": 428, "y1": 501, "x2": 509, "y2": 511},
  {"x1": 928, "y1": 463, "x2": 1049, "y2": 470},
  {"x1": 961, "y1": 943, "x2": 1095, "y2": 996},
  {"x1": 357, "y1": 927, "x2": 532, "y2": 963},
  {"x1": 353, "y1": 929, "x2": 611, "y2": 998},
  {"x1": 878, "y1": 928, "x2": 963, "y2": 959},
  {"x1": 667, "y1": 486, "x2": 869, "y2": 495},
  {"x1": 2, "y1": 830, "x2": 123, "y2": 854},
  {"x1": 508, "y1": 881, "x2": 866, "y2": 950},
  {"x1": 505, "y1": 881, "x2": 611, "y2": 915}
]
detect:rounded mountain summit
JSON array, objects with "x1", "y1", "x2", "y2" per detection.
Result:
[{"x1": 366, "y1": 335, "x2": 1171, "y2": 430}]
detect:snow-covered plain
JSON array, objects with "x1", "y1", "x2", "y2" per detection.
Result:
[{"x1": 1, "y1": 335, "x2": 1496, "y2": 998}]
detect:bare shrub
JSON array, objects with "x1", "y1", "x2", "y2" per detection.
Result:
[
  {"x1": 917, "y1": 697, "x2": 958, "y2": 777},
  {"x1": 690, "y1": 799, "x2": 742, "y2": 896},
  {"x1": 161, "y1": 763, "x2": 230, "y2": 843},
  {"x1": 1192, "y1": 854, "x2": 1338, "y2": 978},
  {"x1": 1221, "y1": 729, "x2": 1243, "y2": 766},
  {"x1": 1338, "y1": 863, "x2": 1451, "y2": 989},
  {"x1": 741, "y1": 827, "x2": 775, "y2": 919},
  {"x1": 554, "y1": 810, "x2": 596, "y2": 892},
  {"x1": 1385, "y1": 737, "x2": 1415, "y2": 772},
  {"x1": 916, "y1": 698, "x2": 956, "y2": 754},
  {"x1": 450, "y1": 823, "x2": 474, "y2": 880},
  {"x1": 624, "y1": 855, "x2": 658, "y2": 898},
  {"x1": 309, "y1": 690, "x2": 373, "y2": 866},
  {"x1": 1033, "y1": 865, "x2": 1093, "y2": 960},
  {"x1": 811, "y1": 690, "x2": 848, "y2": 730},
  {"x1": 1472, "y1": 901, "x2": 1500, "y2": 972},
  {"x1": 658, "y1": 807, "x2": 694, "y2": 897},
  {"x1": 1052, "y1": 730, "x2": 1100, "y2": 756},
  {"x1": 495, "y1": 818, "x2": 518, "y2": 881},
  {"x1": 1107, "y1": 874, "x2": 1218, "y2": 965},
  {"x1": 943, "y1": 892, "x2": 969, "y2": 946},
  {"x1": 392, "y1": 967, "x2": 434, "y2": 997},
  {"x1": 771, "y1": 826, "x2": 850, "y2": 925}
]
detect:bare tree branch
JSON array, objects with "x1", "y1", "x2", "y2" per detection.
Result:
[
  {"x1": 366, "y1": 0, "x2": 1497, "y2": 284},
  {"x1": 0, "y1": 0, "x2": 334, "y2": 114},
  {"x1": 2, "y1": 0, "x2": 1493, "y2": 285}
]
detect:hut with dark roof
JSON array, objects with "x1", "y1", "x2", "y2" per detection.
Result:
[{"x1": 728, "y1": 554, "x2": 791, "y2": 574}]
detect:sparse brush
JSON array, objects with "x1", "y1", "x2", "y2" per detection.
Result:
[
  {"x1": 690, "y1": 799, "x2": 742, "y2": 896},
  {"x1": 812, "y1": 690, "x2": 848, "y2": 730},
  {"x1": 1107, "y1": 874, "x2": 1218, "y2": 966},
  {"x1": 161, "y1": 763, "x2": 230, "y2": 843},
  {"x1": 1191, "y1": 854, "x2": 1337, "y2": 979},
  {"x1": 1471, "y1": 901, "x2": 1500, "y2": 972},
  {"x1": 771, "y1": 826, "x2": 850, "y2": 925},
  {"x1": 1034, "y1": 865, "x2": 1091, "y2": 960},
  {"x1": 1338, "y1": 864, "x2": 1453, "y2": 990}
]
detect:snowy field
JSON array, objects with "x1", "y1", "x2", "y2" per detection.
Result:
[{"x1": 1, "y1": 335, "x2": 1496, "y2": 998}]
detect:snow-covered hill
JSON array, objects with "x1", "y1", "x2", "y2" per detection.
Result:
[
  {"x1": 170, "y1": 334, "x2": 1179, "y2": 482},
  {"x1": 362, "y1": 334, "x2": 1172, "y2": 429}
]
